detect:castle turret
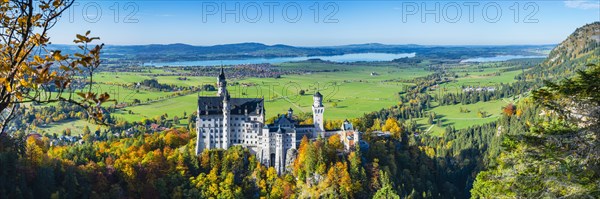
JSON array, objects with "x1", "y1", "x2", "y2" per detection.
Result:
[
  {"x1": 203, "y1": 104, "x2": 211, "y2": 150},
  {"x1": 217, "y1": 66, "x2": 227, "y2": 96},
  {"x1": 275, "y1": 126, "x2": 284, "y2": 174},
  {"x1": 217, "y1": 66, "x2": 230, "y2": 149},
  {"x1": 195, "y1": 106, "x2": 203, "y2": 154},
  {"x1": 222, "y1": 94, "x2": 230, "y2": 149},
  {"x1": 354, "y1": 131, "x2": 360, "y2": 150},
  {"x1": 312, "y1": 92, "x2": 325, "y2": 134},
  {"x1": 342, "y1": 119, "x2": 352, "y2": 130},
  {"x1": 313, "y1": 91, "x2": 323, "y2": 107}
]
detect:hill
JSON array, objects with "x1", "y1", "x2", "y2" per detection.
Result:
[
  {"x1": 471, "y1": 22, "x2": 600, "y2": 198},
  {"x1": 48, "y1": 43, "x2": 551, "y2": 64},
  {"x1": 519, "y1": 21, "x2": 599, "y2": 81},
  {"x1": 544, "y1": 21, "x2": 600, "y2": 70}
]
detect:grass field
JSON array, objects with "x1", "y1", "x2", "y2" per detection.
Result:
[
  {"x1": 110, "y1": 64, "x2": 431, "y2": 122},
  {"x1": 94, "y1": 84, "x2": 177, "y2": 103},
  {"x1": 37, "y1": 119, "x2": 106, "y2": 136},
  {"x1": 42, "y1": 60, "x2": 528, "y2": 136},
  {"x1": 112, "y1": 94, "x2": 200, "y2": 122},
  {"x1": 39, "y1": 82, "x2": 179, "y2": 104},
  {"x1": 96, "y1": 72, "x2": 217, "y2": 87},
  {"x1": 427, "y1": 67, "x2": 523, "y2": 96},
  {"x1": 416, "y1": 99, "x2": 510, "y2": 136},
  {"x1": 448, "y1": 70, "x2": 521, "y2": 87}
]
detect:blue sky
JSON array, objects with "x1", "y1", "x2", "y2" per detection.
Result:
[{"x1": 49, "y1": 0, "x2": 600, "y2": 46}]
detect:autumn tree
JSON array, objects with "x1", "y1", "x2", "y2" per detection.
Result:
[
  {"x1": 370, "y1": 118, "x2": 382, "y2": 131},
  {"x1": 293, "y1": 136, "x2": 309, "y2": 178},
  {"x1": 327, "y1": 134, "x2": 343, "y2": 151},
  {"x1": 0, "y1": 0, "x2": 109, "y2": 135},
  {"x1": 25, "y1": 136, "x2": 44, "y2": 167},
  {"x1": 381, "y1": 117, "x2": 402, "y2": 139},
  {"x1": 324, "y1": 162, "x2": 353, "y2": 197},
  {"x1": 502, "y1": 103, "x2": 516, "y2": 116}
]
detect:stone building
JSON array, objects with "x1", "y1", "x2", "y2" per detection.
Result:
[{"x1": 196, "y1": 68, "x2": 362, "y2": 173}]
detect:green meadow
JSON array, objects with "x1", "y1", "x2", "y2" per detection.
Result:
[
  {"x1": 45, "y1": 60, "x2": 529, "y2": 137},
  {"x1": 37, "y1": 119, "x2": 107, "y2": 136},
  {"x1": 111, "y1": 64, "x2": 431, "y2": 122},
  {"x1": 415, "y1": 99, "x2": 510, "y2": 136}
]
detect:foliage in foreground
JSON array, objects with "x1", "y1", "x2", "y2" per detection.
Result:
[
  {"x1": 0, "y1": 126, "x2": 398, "y2": 198},
  {"x1": 0, "y1": 0, "x2": 109, "y2": 135},
  {"x1": 471, "y1": 64, "x2": 600, "y2": 198}
]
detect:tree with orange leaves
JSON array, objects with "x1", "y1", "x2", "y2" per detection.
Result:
[{"x1": 502, "y1": 103, "x2": 516, "y2": 116}]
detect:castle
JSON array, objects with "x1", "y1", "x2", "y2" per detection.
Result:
[{"x1": 195, "y1": 68, "x2": 362, "y2": 174}]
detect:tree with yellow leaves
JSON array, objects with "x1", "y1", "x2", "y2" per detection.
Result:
[
  {"x1": 324, "y1": 162, "x2": 353, "y2": 197},
  {"x1": 382, "y1": 117, "x2": 402, "y2": 139},
  {"x1": 293, "y1": 136, "x2": 309, "y2": 177},
  {"x1": 327, "y1": 134, "x2": 343, "y2": 151},
  {"x1": 0, "y1": 0, "x2": 109, "y2": 135},
  {"x1": 371, "y1": 118, "x2": 382, "y2": 131},
  {"x1": 25, "y1": 136, "x2": 44, "y2": 167}
]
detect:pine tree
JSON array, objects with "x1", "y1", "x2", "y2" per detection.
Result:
[{"x1": 472, "y1": 63, "x2": 600, "y2": 198}]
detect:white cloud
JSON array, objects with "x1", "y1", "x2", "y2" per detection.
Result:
[{"x1": 564, "y1": 0, "x2": 600, "y2": 9}]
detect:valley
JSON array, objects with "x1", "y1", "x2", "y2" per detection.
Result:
[
  {"x1": 0, "y1": 2, "x2": 597, "y2": 197},
  {"x1": 34, "y1": 56, "x2": 541, "y2": 137}
]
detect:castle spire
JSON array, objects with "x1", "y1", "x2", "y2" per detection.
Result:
[
  {"x1": 217, "y1": 66, "x2": 227, "y2": 96},
  {"x1": 219, "y1": 66, "x2": 225, "y2": 81}
]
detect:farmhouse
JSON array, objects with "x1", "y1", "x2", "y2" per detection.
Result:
[
  {"x1": 195, "y1": 68, "x2": 363, "y2": 174},
  {"x1": 462, "y1": 86, "x2": 496, "y2": 92}
]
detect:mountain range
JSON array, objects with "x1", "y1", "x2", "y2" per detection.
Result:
[{"x1": 49, "y1": 42, "x2": 554, "y2": 64}]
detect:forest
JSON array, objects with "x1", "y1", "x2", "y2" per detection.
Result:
[{"x1": 0, "y1": 64, "x2": 596, "y2": 198}]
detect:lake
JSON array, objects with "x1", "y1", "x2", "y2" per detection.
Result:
[
  {"x1": 144, "y1": 53, "x2": 416, "y2": 67},
  {"x1": 461, "y1": 55, "x2": 546, "y2": 63}
]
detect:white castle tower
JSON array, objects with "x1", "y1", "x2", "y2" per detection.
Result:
[
  {"x1": 195, "y1": 105, "x2": 204, "y2": 154},
  {"x1": 218, "y1": 67, "x2": 231, "y2": 149},
  {"x1": 312, "y1": 91, "x2": 325, "y2": 134}
]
